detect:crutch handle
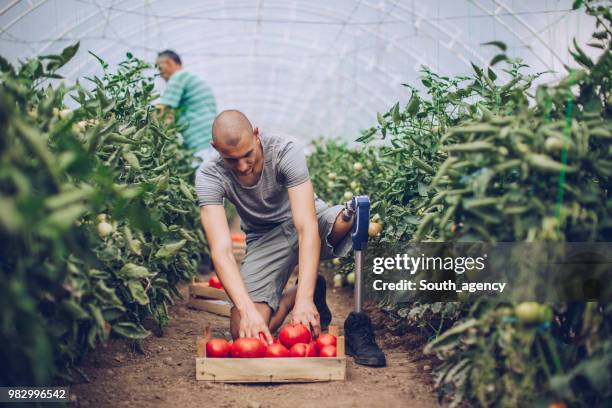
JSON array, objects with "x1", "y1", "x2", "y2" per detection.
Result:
[{"x1": 351, "y1": 196, "x2": 370, "y2": 250}]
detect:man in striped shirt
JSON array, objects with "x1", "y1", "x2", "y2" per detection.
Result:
[{"x1": 156, "y1": 50, "x2": 218, "y2": 163}]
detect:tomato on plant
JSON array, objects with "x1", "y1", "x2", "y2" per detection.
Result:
[
  {"x1": 206, "y1": 338, "x2": 231, "y2": 358},
  {"x1": 278, "y1": 323, "x2": 311, "y2": 348}
]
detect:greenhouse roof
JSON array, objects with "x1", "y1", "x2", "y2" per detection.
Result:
[{"x1": 0, "y1": 0, "x2": 597, "y2": 142}]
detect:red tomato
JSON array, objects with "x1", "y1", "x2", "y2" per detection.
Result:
[
  {"x1": 206, "y1": 338, "x2": 231, "y2": 358},
  {"x1": 279, "y1": 323, "x2": 311, "y2": 348},
  {"x1": 208, "y1": 276, "x2": 222, "y2": 289},
  {"x1": 290, "y1": 342, "x2": 317, "y2": 357},
  {"x1": 315, "y1": 333, "x2": 337, "y2": 352},
  {"x1": 318, "y1": 345, "x2": 336, "y2": 357},
  {"x1": 231, "y1": 338, "x2": 267, "y2": 358},
  {"x1": 265, "y1": 343, "x2": 290, "y2": 358}
]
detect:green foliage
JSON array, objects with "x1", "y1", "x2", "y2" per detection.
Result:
[
  {"x1": 308, "y1": 3, "x2": 611, "y2": 406},
  {"x1": 0, "y1": 44, "x2": 205, "y2": 385}
]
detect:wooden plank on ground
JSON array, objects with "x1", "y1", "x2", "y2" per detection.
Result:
[
  {"x1": 196, "y1": 357, "x2": 346, "y2": 382},
  {"x1": 188, "y1": 298, "x2": 232, "y2": 317},
  {"x1": 189, "y1": 282, "x2": 231, "y2": 302}
]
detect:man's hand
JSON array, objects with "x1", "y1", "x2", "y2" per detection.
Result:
[
  {"x1": 291, "y1": 299, "x2": 321, "y2": 338},
  {"x1": 239, "y1": 307, "x2": 274, "y2": 344}
]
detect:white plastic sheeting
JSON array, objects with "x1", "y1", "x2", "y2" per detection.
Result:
[{"x1": 0, "y1": 0, "x2": 597, "y2": 142}]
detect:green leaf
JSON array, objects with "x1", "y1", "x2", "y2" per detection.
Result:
[
  {"x1": 112, "y1": 322, "x2": 151, "y2": 339},
  {"x1": 88, "y1": 51, "x2": 109, "y2": 69},
  {"x1": 127, "y1": 281, "x2": 149, "y2": 305},
  {"x1": 572, "y1": 0, "x2": 583, "y2": 10},
  {"x1": 0, "y1": 54, "x2": 15, "y2": 74},
  {"x1": 391, "y1": 102, "x2": 401, "y2": 126},
  {"x1": 45, "y1": 203, "x2": 87, "y2": 230},
  {"x1": 406, "y1": 95, "x2": 420, "y2": 115},
  {"x1": 377, "y1": 112, "x2": 386, "y2": 127},
  {"x1": 61, "y1": 299, "x2": 90, "y2": 320},
  {"x1": 470, "y1": 62, "x2": 483, "y2": 77},
  {"x1": 61, "y1": 42, "x2": 80, "y2": 62},
  {"x1": 155, "y1": 239, "x2": 187, "y2": 258},
  {"x1": 490, "y1": 54, "x2": 508, "y2": 66},
  {"x1": 487, "y1": 67, "x2": 497, "y2": 81},
  {"x1": 117, "y1": 263, "x2": 152, "y2": 280},
  {"x1": 481, "y1": 41, "x2": 507, "y2": 51}
]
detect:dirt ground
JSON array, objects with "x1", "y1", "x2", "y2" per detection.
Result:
[{"x1": 67, "y1": 275, "x2": 440, "y2": 408}]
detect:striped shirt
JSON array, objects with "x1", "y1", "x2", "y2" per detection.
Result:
[{"x1": 160, "y1": 70, "x2": 217, "y2": 152}]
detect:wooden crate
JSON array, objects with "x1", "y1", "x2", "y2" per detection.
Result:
[
  {"x1": 196, "y1": 326, "x2": 346, "y2": 383},
  {"x1": 188, "y1": 281, "x2": 232, "y2": 317},
  {"x1": 189, "y1": 281, "x2": 230, "y2": 302}
]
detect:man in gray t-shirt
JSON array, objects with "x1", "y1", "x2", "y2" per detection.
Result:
[{"x1": 196, "y1": 110, "x2": 354, "y2": 344}]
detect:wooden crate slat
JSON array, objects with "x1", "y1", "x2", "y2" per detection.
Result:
[
  {"x1": 189, "y1": 282, "x2": 231, "y2": 302},
  {"x1": 196, "y1": 357, "x2": 346, "y2": 382},
  {"x1": 188, "y1": 298, "x2": 232, "y2": 317}
]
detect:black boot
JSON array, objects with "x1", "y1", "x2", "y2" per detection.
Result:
[
  {"x1": 314, "y1": 275, "x2": 332, "y2": 330},
  {"x1": 344, "y1": 311, "x2": 386, "y2": 367}
]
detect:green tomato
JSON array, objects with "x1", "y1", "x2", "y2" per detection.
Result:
[
  {"x1": 343, "y1": 191, "x2": 353, "y2": 201},
  {"x1": 515, "y1": 302, "x2": 542, "y2": 324},
  {"x1": 346, "y1": 272, "x2": 355, "y2": 285},
  {"x1": 333, "y1": 273, "x2": 344, "y2": 288},
  {"x1": 97, "y1": 222, "x2": 113, "y2": 238}
]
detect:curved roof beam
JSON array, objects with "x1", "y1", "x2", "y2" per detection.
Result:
[
  {"x1": 0, "y1": 0, "x2": 50, "y2": 35},
  {"x1": 293, "y1": 0, "x2": 487, "y2": 130},
  {"x1": 469, "y1": 0, "x2": 558, "y2": 72},
  {"x1": 493, "y1": 0, "x2": 566, "y2": 67}
]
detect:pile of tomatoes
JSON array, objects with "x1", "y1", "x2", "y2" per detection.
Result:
[{"x1": 206, "y1": 323, "x2": 337, "y2": 358}]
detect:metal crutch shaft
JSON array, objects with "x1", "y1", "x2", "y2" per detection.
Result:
[{"x1": 350, "y1": 196, "x2": 370, "y2": 313}]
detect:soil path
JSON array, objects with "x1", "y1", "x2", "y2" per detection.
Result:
[{"x1": 68, "y1": 275, "x2": 439, "y2": 408}]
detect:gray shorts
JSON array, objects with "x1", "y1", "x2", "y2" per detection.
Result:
[{"x1": 236, "y1": 204, "x2": 352, "y2": 313}]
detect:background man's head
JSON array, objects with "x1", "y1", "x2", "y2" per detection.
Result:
[
  {"x1": 156, "y1": 50, "x2": 182, "y2": 81},
  {"x1": 211, "y1": 110, "x2": 260, "y2": 176}
]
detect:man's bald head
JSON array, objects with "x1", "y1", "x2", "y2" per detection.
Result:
[{"x1": 212, "y1": 110, "x2": 253, "y2": 147}]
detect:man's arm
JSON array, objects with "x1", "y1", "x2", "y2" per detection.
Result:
[
  {"x1": 199, "y1": 205, "x2": 273, "y2": 343},
  {"x1": 155, "y1": 104, "x2": 175, "y2": 125},
  {"x1": 287, "y1": 180, "x2": 322, "y2": 337}
]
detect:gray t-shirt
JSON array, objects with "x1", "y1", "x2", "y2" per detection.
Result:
[{"x1": 195, "y1": 132, "x2": 326, "y2": 243}]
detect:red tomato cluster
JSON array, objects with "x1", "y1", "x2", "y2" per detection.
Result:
[
  {"x1": 208, "y1": 275, "x2": 223, "y2": 289},
  {"x1": 205, "y1": 324, "x2": 337, "y2": 359}
]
